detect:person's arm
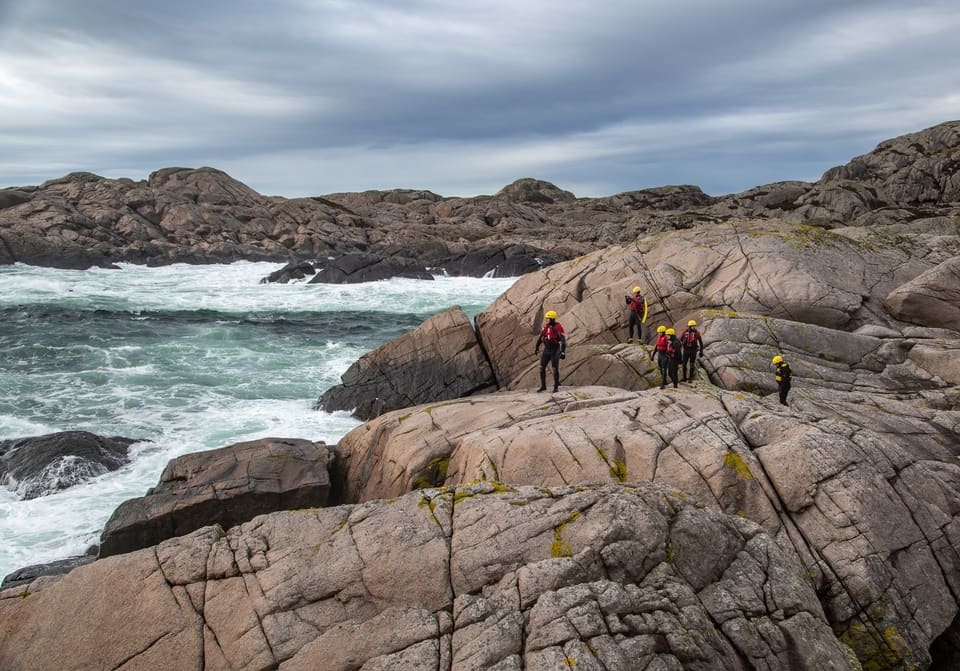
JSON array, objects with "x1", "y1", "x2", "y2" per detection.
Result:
[
  {"x1": 697, "y1": 332, "x2": 704, "y2": 351},
  {"x1": 534, "y1": 331, "x2": 542, "y2": 354}
]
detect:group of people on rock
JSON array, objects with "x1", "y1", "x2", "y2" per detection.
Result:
[{"x1": 533, "y1": 285, "x2": 792, "y2": 405}]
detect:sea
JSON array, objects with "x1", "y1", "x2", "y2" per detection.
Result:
[{"x1": 0, "y1": 261, "x2": 517, "y2": 579}]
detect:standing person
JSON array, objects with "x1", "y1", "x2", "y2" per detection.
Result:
[
  {"x1": 680, "y1": 320, "x2": 705, "y2": 382},
  {"x1": 666, "y1": 328, "x2": 681, "y2": 388},
  {"x1": 623, "y1": 286, "x2": 647, "y2": 343},
  {"x1": 654, "y1": 325, "x2": 670, "y2": 389},
  {"x1": 772, "y1": 355, "x2": 792, "y2": 405},
  {"x1": 534, "y1": 310, "x2": 566, "y2": 392}
]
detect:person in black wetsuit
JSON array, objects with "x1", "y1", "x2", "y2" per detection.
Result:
[
  {"x1": 772, "y1": 354, "x2": 792, "y2": 405},
  {"x1": 534, "y1": 310, "x2": 567, "y2": 392},
  {"x1": 679, "y1": 320, "x2": 705, "y2": 382}
]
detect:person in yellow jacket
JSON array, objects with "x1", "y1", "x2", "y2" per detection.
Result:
[{"x1": 772, "y1": 355, "x2": 792, "y2": 405}]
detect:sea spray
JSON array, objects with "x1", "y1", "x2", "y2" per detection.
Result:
[{"x1": 0, "y1": 261, "x2": 516, "y2": 577}]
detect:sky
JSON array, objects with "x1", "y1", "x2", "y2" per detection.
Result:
[{"x1": 1, "y1": 1, "x2": 958, "y2": 199}]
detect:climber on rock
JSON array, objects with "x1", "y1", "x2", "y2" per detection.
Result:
[
  {"x1": 623, "y1": 286, "x2": 648, "y2": 343},
  {"x1": 772, "y1": 354, "x2": 792, "y2": 405},
  {"x1": 535, "y1": 310, "x2": 567, "y2": 393},
  {"x1": 680, "y1": 320, "x2": 705, "y2": 382}
]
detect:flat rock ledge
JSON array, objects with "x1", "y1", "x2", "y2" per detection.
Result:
[{"x1": 0, "y1": 482, "x2": 857, "y2": 671}]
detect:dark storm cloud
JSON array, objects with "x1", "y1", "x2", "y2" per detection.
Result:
[{"x1": 1, "y1": 0, "x2": 958, "y2": 197}]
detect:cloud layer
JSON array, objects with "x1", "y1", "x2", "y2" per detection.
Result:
[{"x1": 1, "y1": 0, "x2": 958, "y2": 197}]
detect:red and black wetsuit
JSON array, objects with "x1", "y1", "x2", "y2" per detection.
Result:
[
  {"x1": 680, "y1": 327, "x2": 704, "y2": 381},
  {"x1": 624, "y1": 293, "x2": 645, "y2": 340},
  {"x1": 535, "y1": 320, "x2": 566, "y2": 392}
]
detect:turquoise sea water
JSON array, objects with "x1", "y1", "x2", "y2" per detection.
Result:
[{"x1": 0, "y1": 262, "x2": 516, "y2": 578}]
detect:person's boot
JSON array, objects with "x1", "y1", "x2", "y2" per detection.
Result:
[{"x1": 553, "y1": 385, "x2": 559, "y2": 393}]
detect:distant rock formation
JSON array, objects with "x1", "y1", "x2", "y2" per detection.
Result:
[
  {"x1": 1, "y1": 121, "x2": 958, "y2": 274},
  {"x1": 0, "y1": 431, "x2": 136, "y2": 500}
]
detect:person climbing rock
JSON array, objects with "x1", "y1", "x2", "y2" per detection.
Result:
[
  {"x1": 680, "y1": 320, "x2": 705, "y2": 382},
  {"x1": 654, "y1": 325, "x2": 670, "y2": 389},
  {"x1": 666, "y1": 328, "x2": 682, "y2": 388},
  {"x1": 623, "y1": 286, "x2": 647, "y2": 342},
  {"x1": 534, "y1": 310, "x2": 566, "y2": 392},
  {"x1": 772, "y1": 354, "x2": 792, "y2": 405}
]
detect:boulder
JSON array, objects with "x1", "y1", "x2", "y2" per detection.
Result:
[
  {"x1": 318, "y1": 307, "x2": 496, "y2": 420},
  {"x1": 885, "y1": 256, "x2": 960, "y2": 331},
  {"x1": 0, "y1": 483, "x2": 856, "y2": 670},
  {"x1": 98, "y1": 437, "x2": 330, "y2": 558},
  {"x1": 439, "y1": 243, "x2": 558, "y2": 277},
  {"x1": 307, "y1": 252, "x2": 434, "y2": 283},
  {"x1": 259, "y1": 259, "x2": 316, "y2": 284},
  {"x1": 0, "y1": 431, "x2": 136, "y2": 500}
]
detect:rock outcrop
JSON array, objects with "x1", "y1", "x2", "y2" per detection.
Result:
[
  {"x1": 0, "y1": 483, "x2": 858, "y2": 670},
  {"x1": 307, "y1": 252, "x2": 434, "y2": 283},
  {"x1": 0, "y1": 431, "x2": 136, "y2": 500},
  {"x1": 319, "y1": 307, "x2": 497, "y2": 420},
  {"x1": 1, "y1": 121, "x2": 958, "y2": 272},
  {"x1": 98, "y1": 438, "x2": 330, "y2": 558}
]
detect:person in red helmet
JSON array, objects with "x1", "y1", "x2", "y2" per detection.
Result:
[{"x1": 534, "y1": 310, "x2": 566, "y2": 392}]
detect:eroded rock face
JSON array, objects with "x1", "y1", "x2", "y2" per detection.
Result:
[
  {"x1": 98, "y1": 437, "x2": 330, "y2": 558},
  {"x1": 334, "y1": 384, "x2": 960, "y2": 669},
  {"x1": 0, "y1": 431, "x2": 136, "y2": 500},
  {"x1": 319, "y1": 307, "x2": 496, "y2": 420},
  {"x1": 0, "y1": 483, "x2": 856, "y2": 670}
]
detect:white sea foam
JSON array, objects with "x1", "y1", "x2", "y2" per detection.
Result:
[{"x1": 0, "y1": 261, "x2": 516, "y2": 577}]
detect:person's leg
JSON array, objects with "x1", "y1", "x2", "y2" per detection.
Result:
[
  {"x1": 539, "y1": 351, "x2": 549, "y2": 391},
  {"x1": 779, "y1": 382, "x2": 790, "y2": 405},
  {"x1": 658, "y1": 358, "x2": 667, "y2": 388},
  {"x1": 669, "y1": 362, "x2": 679, "y2": 388},
  {"x1": 551, "y1": 351, "x2": 561, "y2": 392},
  {"x1": 628, "y1": 313, "x2": 638, "y2": 341}
]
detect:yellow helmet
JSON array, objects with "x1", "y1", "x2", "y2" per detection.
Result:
[
  {"x1": 772, "y1": 355, "x2": 783, "y2": 364},
  {"x1": 665, "y1": 328, "x2": 676, "y2": 335},
  {"x1": 687, "y1": 320, "x2": 697, "y2": 327},
  {"x1": 656, "y1": 325, "x2": 666, "y2": 333},
  {"x1": 632, "y1": 286, "x2": 642, "y2": 293},
  {"x1": 544, "y1": 310, "x2": 558, "y2": 320}
]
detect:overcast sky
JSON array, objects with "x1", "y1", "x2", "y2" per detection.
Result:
[{"x1": 1, "y1": 1, "x2": 958, "y2": 198}]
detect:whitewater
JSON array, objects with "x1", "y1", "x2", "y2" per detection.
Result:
[{"x1": 0, "y1": 261, "x2": 516, "y2": 579}]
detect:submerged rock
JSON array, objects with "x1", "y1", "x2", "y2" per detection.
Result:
[{"x1": 0, "y1": 431, "x2": 136, "y2": 500}]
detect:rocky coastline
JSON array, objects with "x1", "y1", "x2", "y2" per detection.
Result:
[{"x1": 0, "y1": 120, "x2": 959, "y2": 669}]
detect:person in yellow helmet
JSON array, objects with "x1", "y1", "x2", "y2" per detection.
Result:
[
  {"x1": 534, "y1": 310, "x2": 566, "y2": 392},
  {"x1": 772, "y1": 355, "x2": 792, "y2": 405},
  {"x1": 623, "y1": 286, "x2": 647, "y2": 343},
  {"x1": 679, "y1": 319, "x2": 705, "y2": 382},
  {"x1": 653, "y1": 326, "x2": 669, "y2": 385}
]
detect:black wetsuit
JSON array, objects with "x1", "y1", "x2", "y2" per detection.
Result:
[
  {"x1": 535, "y1": 320, "x2": 566, "y2": 392},
  {"x1": 667, "y1": 335, "x2": 681, "y2": 388},
  {"x1": 775, "y1": 361, "x2": 792, "y2": 405}
]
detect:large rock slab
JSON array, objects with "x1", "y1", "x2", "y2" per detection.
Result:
[
  {"x1": 0, "y1": 483, "x2": 856, "y2": 670},
  {"x1": 0, "y1": 431, "x2": 136, "y2": 500},
  {"x1": 307, "y1": 252, "x2": 433, "y2": 283},
  {"x1": 334, "y1": 384, "x2": 960, "y2": 669},
  {"x1": 475, "y1": 220, "x2": 933, "y2": 389},
  {"x1": 98, "y1": 437, "x2": 330, "y2": 558},
  {"x1": 319, "y1": 307, "x2": 496, "y2": 420}
]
